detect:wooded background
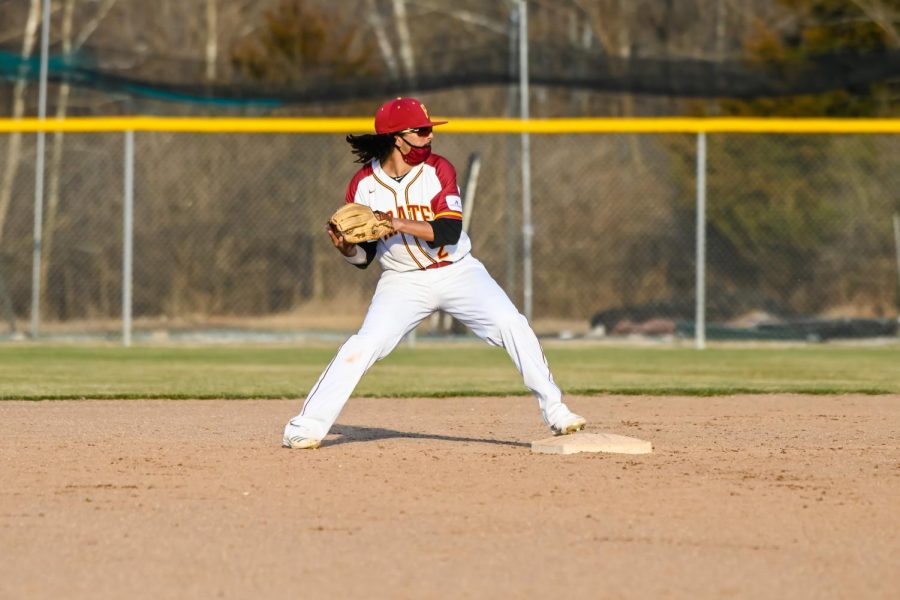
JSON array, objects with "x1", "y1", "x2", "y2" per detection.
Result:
[{"x1": 0, "y1": 0, "x2": 898, "y2": 335}]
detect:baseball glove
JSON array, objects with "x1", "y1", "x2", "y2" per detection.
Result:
[{"x1": 328, "y1": 204, "x2": 395, "y2": 243}]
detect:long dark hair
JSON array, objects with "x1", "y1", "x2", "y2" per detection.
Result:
[{"x1": 346, "y1": 133, "x2": 396, "y2": 164}]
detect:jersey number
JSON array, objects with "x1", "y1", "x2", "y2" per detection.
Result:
[{"x1": 437, "y1": 245, "x2": 449, "y2": 259}]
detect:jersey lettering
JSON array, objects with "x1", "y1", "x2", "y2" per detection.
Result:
[{"x1": 405, "y1": 205, "x2": 433, "y2": 221}]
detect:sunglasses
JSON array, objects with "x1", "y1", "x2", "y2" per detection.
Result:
[{"x1": 399, "y1": 126, "x2": 433, "y2": 136}]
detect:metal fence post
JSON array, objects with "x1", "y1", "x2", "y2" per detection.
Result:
[
  {"x1": 122, "y1": 130, "x2": 134, "y2": 347},
  {"x1": 29, "y1": 0, "x2": 51, "y2": 339},
  {"x1": 518, "y1": 0, "x2": 533, "y2": 320},
  {"x1": 695, "y1": 132, "x2": 707, "y2": 350},
  {"x1": 506, "y1": 5, "x2": 519, "y2": 296}
]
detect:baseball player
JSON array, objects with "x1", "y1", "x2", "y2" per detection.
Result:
[{"x1": 283, "y1": 97, "x2": 586, "y2": 449}]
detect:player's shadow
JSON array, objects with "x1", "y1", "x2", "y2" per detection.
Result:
[{"x1": 327, "y1": 424, "x2": 530, "y2": 448}]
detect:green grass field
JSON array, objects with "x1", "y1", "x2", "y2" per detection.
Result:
[{"x1": 0, "y1": 343, "x2": 897, "y2": 399}]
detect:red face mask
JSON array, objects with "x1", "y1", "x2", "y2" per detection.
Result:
[{"x1": 398, "y1": 137, "x2": 432, "y2": 165}]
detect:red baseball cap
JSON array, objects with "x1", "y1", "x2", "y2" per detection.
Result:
[{"x1": 374, "y1": 97, "x2": 448, "y2": 134}]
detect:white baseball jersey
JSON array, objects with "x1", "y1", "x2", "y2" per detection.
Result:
[{"x1": 345, "y1": 153, "x2": 472, "y2": 272}]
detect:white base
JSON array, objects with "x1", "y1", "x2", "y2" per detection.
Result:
[{"x1": 531, "y1": 432, "x2": 653, "y2": 455}]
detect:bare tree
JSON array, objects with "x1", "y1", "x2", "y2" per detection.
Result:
[
  {"x1": 366, "y1": 0, "x2": 401, "y2": 79},
  {"x1": 39, "y1": 0, "x2": 74, "y2": 316},
  {"x1": 392, "y1": 0, "x2": 416, "y2": 85},
  {"x1": 40, "y1": 0, "x2": 119, "y2": 317},
  {"x1": 848, "y1": 0, "x2": 900, "y2": 46},
  {"x1": 0, "y1": 0, "x2": 42, "y2": 246},
  {"x1": 206, "y1": 0, "x2": 218, "y2": 81}
]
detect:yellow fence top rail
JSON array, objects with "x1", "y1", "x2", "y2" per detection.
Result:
[{"x1": 0, "y1": 116, "x2": 898, "y2": 134}]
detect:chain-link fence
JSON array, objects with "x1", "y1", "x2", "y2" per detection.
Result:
[{"x1": 0, "y1": 127, "x2": 898, "y2": 342}]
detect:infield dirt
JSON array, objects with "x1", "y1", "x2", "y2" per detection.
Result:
[{"x1": 2, "y1": 395, "x2": 898, "y2": 599}]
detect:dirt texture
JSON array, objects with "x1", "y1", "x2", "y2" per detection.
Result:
[{"x1": 2, "y1": 395, "x2": 898, "y2": 600}]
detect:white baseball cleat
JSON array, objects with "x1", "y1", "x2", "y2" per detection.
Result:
[
  {"x1": 550, "y1": 414, "x2": 587, "y2": 436},
  {"x1": 282, "y1": 420, "x2": 322, "y2": 449},
  {"x1": 282, "y1": 434, "x2": 322, "y2": 450}
]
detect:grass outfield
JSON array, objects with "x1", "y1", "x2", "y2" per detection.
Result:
[{"x1": 0, "y1": 343, "x2": 897, "y2": 399}]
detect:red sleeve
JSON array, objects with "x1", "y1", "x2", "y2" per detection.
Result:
[
  {"x1": 345, "y1": 164, "x2": 373, "y2": 204},
  {"x1": 427, "y1": 155, "x2": 463, "y2": 220}
]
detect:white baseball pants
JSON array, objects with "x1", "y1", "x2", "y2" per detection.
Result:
[{"x1": 288, "y1": 254, "x2": 570, "y2": 440}]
